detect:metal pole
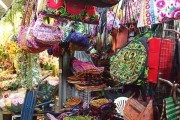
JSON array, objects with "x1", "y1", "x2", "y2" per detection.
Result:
[
  {"x1": 58, "y1": 51, "x2": 69, "y2": 109},
  {"x1": 58, "y1": 57, "x2": 62, "y2": 110}
]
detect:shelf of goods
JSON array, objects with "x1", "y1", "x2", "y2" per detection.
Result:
[{"x1": 70, "y1": 86, "x2": 122, "y2": 108}]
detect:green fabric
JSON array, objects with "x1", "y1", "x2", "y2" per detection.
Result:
[
  {"x1": 165, "y1": 97, "x2": 180, "y2": 120},
  {"x1": 110, "y1": 37, "x2": 147, "y2": 84}
]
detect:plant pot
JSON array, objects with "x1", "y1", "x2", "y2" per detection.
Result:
[{"x1": 3, "y1": 113, "x2": 12, "y2": 120}]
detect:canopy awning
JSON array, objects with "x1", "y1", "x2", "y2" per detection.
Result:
[{"x1": 0, "y1": 0, "x2": 13, "y2": 18}]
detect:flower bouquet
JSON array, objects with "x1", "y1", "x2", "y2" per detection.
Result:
[
  {"x1": 0, "y1": 91, "x2": 26, "y2": 114},
  {"x1": 37, "y1": 77, "x2": 59, "y2": 103}
]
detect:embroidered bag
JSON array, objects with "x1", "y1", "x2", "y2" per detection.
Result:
[
  {"x1": 33, "y1": 13, "x2": 64, "y2": 45},
  {"x1": 44, "y1": 0, "x2": 99, "y2": 24},
  {"x1": 110, "y1": 35, "x2": 148, "y2": 84},
  {"x1": 18, "y1": 0, "x2": 50, "y2": 53},
  {"x1": 18, "y1": 0, "x2": 46, "y2": 53}
]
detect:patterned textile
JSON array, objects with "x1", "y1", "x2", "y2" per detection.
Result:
[
  {"x1": 107, "y1": 10, "x2": 120, "y2": 31},
  {"x1": 147, "y1": 38, "x2": 175, "y2": 83},
  {"x1": 66, "y1": 31, "x2": 90, "y2": 48},
  {"x1": 159, "y1": 38, "x2": 174, "y2": 80},
  {"x1": 44, "y1": 0, "x2": 99, "y2": 24},
  {"x1": 138, "y1": 0, "x2": 180, "y2": 27},
  {"x1": 110, "y1": 36, "x2": 148, "y2": 84},
  {"x1": 120, "y1": 0, "x2": 142, "y2": 24},
  {"x1": 72, "y1": 59, "x2": 104, "y2": 72}
]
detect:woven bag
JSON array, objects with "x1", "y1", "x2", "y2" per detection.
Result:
[{"x1": 123, "y1": 93, "x2": 154, "y2": 120}]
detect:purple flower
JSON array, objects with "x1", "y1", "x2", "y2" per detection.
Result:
[
  {"x1": 156, "y1": 0, "x2": 166, "y2": 8},
  {"x1": 161, "y1": 13, "x2": 166, "y2": 17},
  {"x1": 171, "y1": 8, "x2": 180, "y2": 18}
]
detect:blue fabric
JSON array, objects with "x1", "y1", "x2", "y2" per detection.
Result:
[{"x1": 66, "y1": 31, "x2": 90, "y2": 48}]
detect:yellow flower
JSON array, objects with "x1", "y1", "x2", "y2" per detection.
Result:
[{"x1": 5, "y1": 99, "x2": 11, "y2": 107}]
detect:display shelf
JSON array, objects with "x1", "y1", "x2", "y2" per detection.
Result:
[{"x1": 71, "y1": 86, "x2": 123, "y2": 108}]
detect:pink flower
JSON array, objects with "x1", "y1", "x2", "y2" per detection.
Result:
[
  {"x1": 3, "y1": 93, "x2": 9, "y2": 99},
  {"x1": 17, "y1": 98, "x2": 24, "y2": 104},
  {"x1": 156, "y1": 0, "x2": 166, "y2": 8},
  {"x1": 47, "y1": 79, "x2": 59, "y2": 86},
  {"x1": 0, "y1": 99, "x2": 5, "y2": 108},
  {"x1": 171, "y1": 8, "x2": 180, "y2": 18},
  {"x1": 12, "y1": 99, "x2": 18, "y2": 106}
]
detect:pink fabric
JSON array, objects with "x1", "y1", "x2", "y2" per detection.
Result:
[{"x1": 72, "y1": 59, "x2": 104, "y2": 72}]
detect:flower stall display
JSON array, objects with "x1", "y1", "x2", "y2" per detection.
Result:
[
  {"x1": 0, "y1": 90, "x2": 26, "y2": 114},
  {"x1": 39, "y1": 51, "x2": 59, "y2": 77},
  {"x1": 37, "y1": 76, "x2": 59, "y2": 103}
]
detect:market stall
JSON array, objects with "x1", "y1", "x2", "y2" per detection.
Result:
[{"x1": 0, "y1": 0, "x2": 180, "y2": 120}]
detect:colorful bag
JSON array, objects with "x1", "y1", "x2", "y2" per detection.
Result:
[
  {"x1": 137, "y1": 0, "x2": 180, "y2": 27},
  {"x1": 44, "y1": 0, "x2": 99, "y2": 24},
  {"x1": 20, "y1": 20, "x2": 50, "y2": 53},
  {"x1": 111, "y1": 25, "x2": 128, "y2": 52},
  {"x1": 33, "y1": 14, "x2": 64, "y2": 45},
  {"x1": 110, "y1": 35, "x2": 148, "y2": 84},
  {"x1": 160, "y1": 97, "x2": 180, "y2": 120},
  {"x1": 18, "y1": 0, "x2": 49, "y2": 53}
]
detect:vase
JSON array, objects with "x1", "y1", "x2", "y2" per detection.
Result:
[{"x1": 2, "y1": 111, "x2": 12, "y2": 120}]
